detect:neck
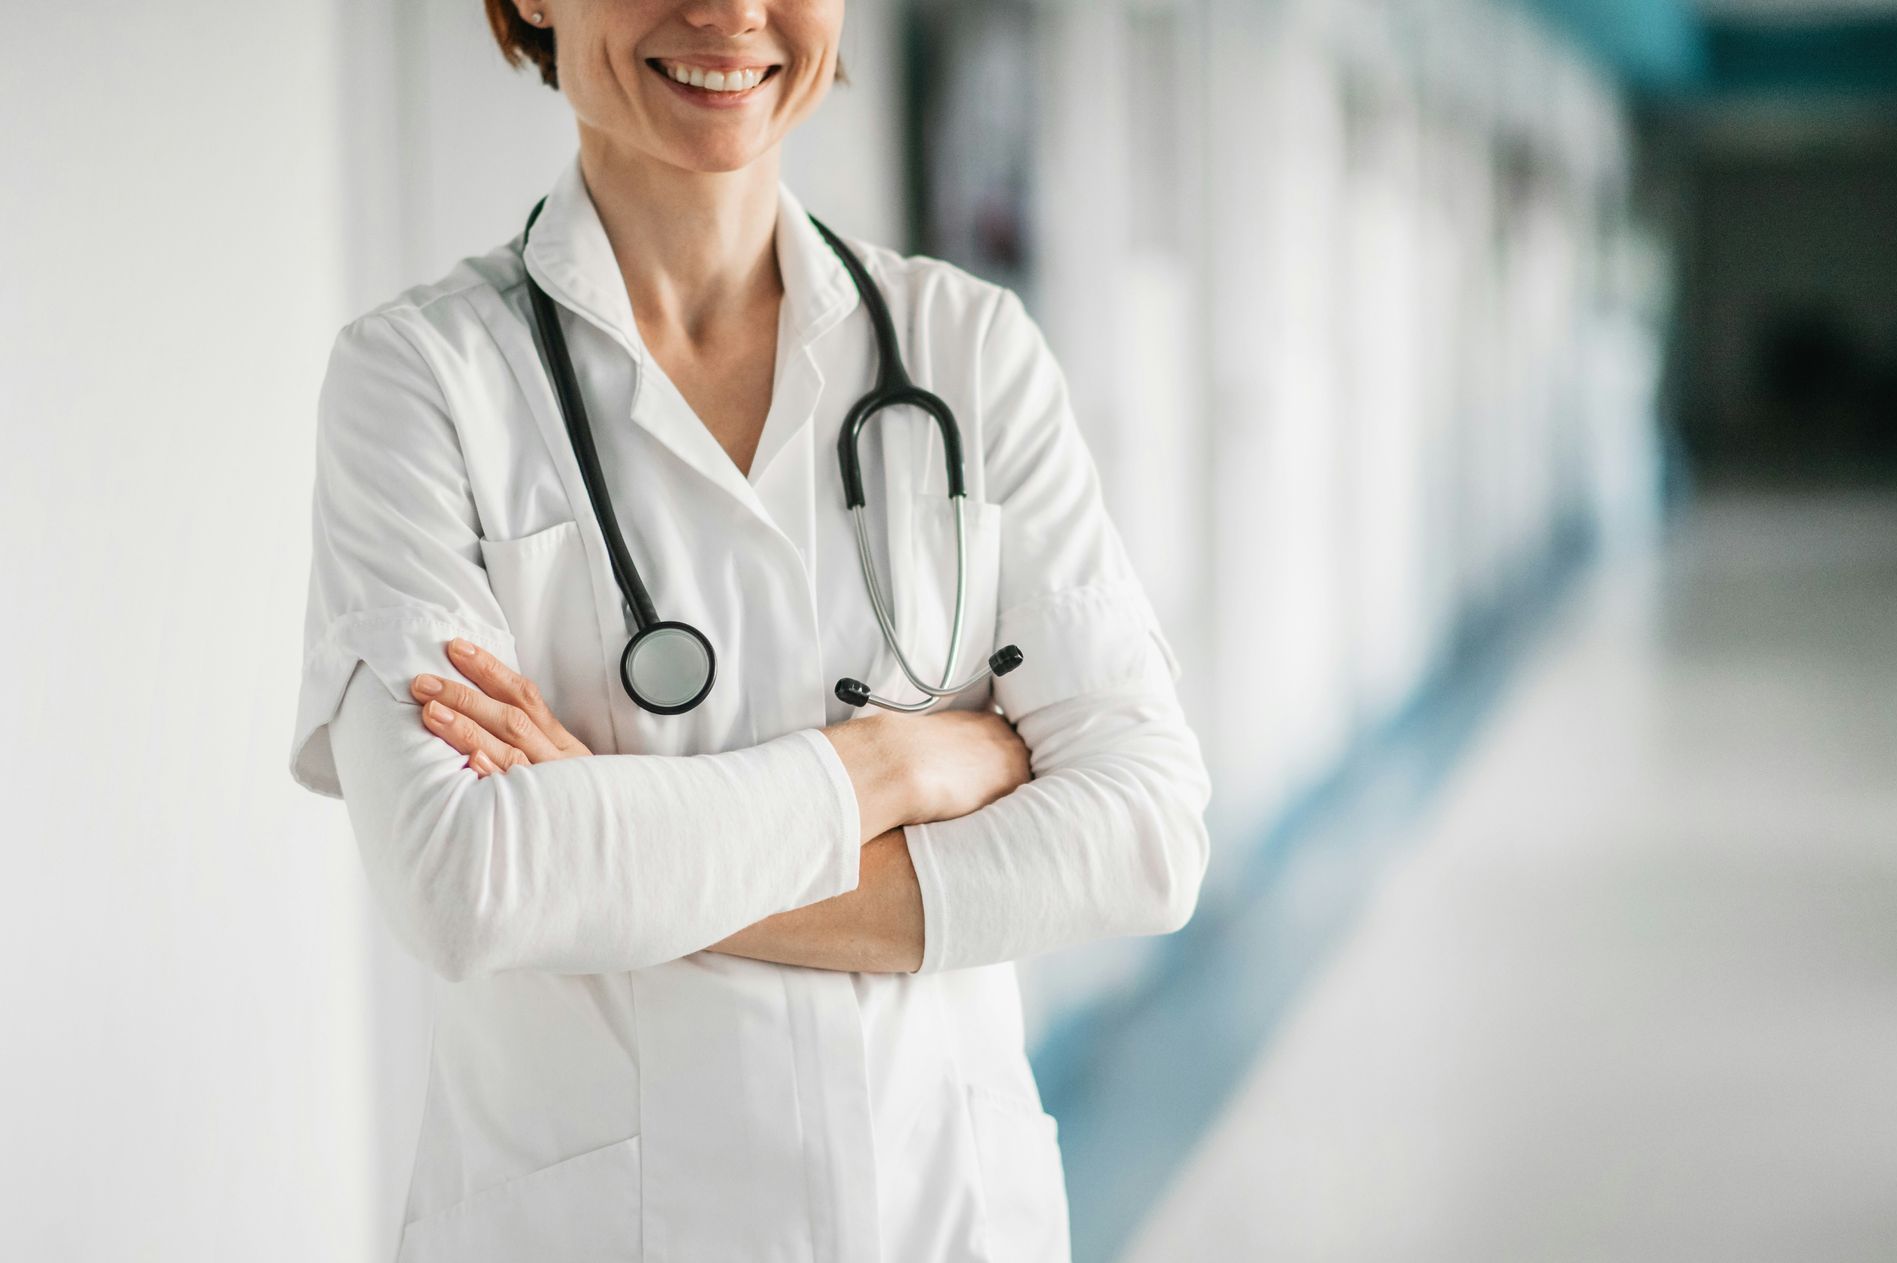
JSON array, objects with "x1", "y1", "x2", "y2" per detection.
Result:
[{"x1": 576, "y1": 126, "x2": 783, "y2": 347}]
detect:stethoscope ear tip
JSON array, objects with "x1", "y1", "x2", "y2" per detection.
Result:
[
  {"x1": 988, "y1": 645, "x2": 1024, "y2": 677},
  {"x1": 835, "y1": 678, "x2": 872, "y2": 708}
]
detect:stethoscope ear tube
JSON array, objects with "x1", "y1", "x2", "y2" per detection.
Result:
[
  {"x1": 835, "y1": 644, "x2": 1022, "y2": 711},
  {"x1": 830, "y1": 493, "x2": 1024, "y2": 712},
  {"x1": 809, "y1": 212, "x2": 969, "y2": 513},
  {"x1": 809, "y1": 211, "x2": 1022, "y2": 712},
  {"x1": 836, "y1": 388, "x2": 966, "y2": 510}
]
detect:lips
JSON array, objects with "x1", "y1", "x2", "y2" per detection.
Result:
[{"x1": 647, "y1": 58, "x2": 781, "y2": 95}]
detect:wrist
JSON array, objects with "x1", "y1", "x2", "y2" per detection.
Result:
[{"x1": 823, "y1": 714, "x2": 923, "y2": 842}]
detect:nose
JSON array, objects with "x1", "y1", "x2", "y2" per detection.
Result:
[{"x1": 676, "y1": 0, "x2": 765, "y2": 38}]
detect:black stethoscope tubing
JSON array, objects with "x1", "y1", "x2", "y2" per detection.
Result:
[
  {"x1": 802, "y1": 214, "x2": 966, "y2": 510},
  {"x1": 523, "y1": 238, "x2": 660, "y2": 632}
]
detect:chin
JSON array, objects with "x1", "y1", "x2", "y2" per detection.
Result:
[{"x1": 666, "y1": 143, "x2": 767, "y2": 176}]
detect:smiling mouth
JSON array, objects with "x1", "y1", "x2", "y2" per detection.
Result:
[{"x1": 646, "y1": 59, "x2": 781, "y2": 96}]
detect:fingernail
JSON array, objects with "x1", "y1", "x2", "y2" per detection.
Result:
[
  {"x1": 414, "y1": 675, "x2": 442, "y2": 695},
  {"x1": 451, "y1": 640, "x2": 476, "y2": 658},
  {"x1": 426, "y1": 701, "x2": 452, "y2": 724}
]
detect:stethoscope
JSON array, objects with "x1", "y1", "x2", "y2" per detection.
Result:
[{"x1": 521, "y1": 196, "x2": 1024, "y2": 716}]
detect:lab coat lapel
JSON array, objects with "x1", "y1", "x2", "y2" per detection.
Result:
[
  {"x1": 746, "y1": 183, "x2": 857, "y2": 490},
  {"x1": 746, "y1": 188, "x2": 863, "y2": 581}
]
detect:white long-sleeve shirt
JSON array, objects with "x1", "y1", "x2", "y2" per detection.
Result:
[{"x1": 291, "y1": 150, "x2": 1210, "y2": 1263}]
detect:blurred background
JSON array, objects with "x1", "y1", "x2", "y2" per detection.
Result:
[{"x1": 3, "y1": 0, "x2": 1893, "y2": 1259}]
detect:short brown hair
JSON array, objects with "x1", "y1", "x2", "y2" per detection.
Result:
[{"x1": 483, "y1": 2, "x2": 848, "y2": 92}]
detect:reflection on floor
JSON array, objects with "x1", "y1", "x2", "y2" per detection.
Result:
[
  {"x1": 1034, "y1": 511, "x2": 1592, "y2": 1263},
  {"x1": 1115, "y1": 490, "x2": 1897, "y2": 1262}
]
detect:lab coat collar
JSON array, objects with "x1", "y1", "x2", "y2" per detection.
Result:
[
  {"x1": 520, "y1": 149, "x2": 861, "y2": 508},
  {"x1": 521, "y1": 149, "x2": 858, "y2": 363}
]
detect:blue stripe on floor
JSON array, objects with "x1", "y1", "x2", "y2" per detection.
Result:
[{"x1": 1029, "y1": 517, "x2": 1604, "y2": 1263}]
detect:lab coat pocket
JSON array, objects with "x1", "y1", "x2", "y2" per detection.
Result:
[
  {"x1": 394, "y1": 1134, "x2": 643, "y2": 1263},
  {"x1": 887, "y1": 494, "x2": 1004, "y2": 710},
  {"x1": 478, "y1": 519, "x2": 614, "y2": 753},
  {"x1": 966, "y1": 1082, "x2": 1072, "y2": 1263}
]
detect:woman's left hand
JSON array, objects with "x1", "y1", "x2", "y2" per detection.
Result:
[{"x1": 408, "y1": 637, "x2": 593, "y2": 776}]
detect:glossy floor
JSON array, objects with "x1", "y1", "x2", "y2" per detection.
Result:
[{"x1": 1120, "y1": 489, "x2": 1897, "y2": 1261}]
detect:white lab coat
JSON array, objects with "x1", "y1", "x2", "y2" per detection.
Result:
[{"x1": 290, "y1": 150, "x2": 1211, "y2": 1263}]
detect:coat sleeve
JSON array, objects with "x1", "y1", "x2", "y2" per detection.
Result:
[
  {"x1": 900, "y1": 288, "x2": 1213, "y2": 974},
  {"x1": 291, "y1": 311, "x2": 862, "y2": 981}
]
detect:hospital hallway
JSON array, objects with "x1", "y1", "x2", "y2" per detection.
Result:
[{"x1": 1064, "y1": 488, "x2": 1897, "y2": 1263}]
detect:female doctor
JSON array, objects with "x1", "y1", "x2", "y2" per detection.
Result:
[{"x1": 289, "y1": 1, "x2": 1211, "y2": 1259}]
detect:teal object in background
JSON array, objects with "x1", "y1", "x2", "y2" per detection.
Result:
[
  {"x1": 1514, "y1": 0, "x2": 1897, "y2": 100},
  {"x1": 1515, "y1": 0, "x2": 1708, "y2": 88},
  {"x1": 1705, "y1": 18, "x2": 1897, "y2": 99}
]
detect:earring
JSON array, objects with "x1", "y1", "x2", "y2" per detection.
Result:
[{"x1": 530, "y1": 10, "x2": 544, "y2": 23}]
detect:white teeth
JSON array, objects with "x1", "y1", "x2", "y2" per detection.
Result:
[{"x1": 663, "y1": 62, "x2": 767, "y2": 92}]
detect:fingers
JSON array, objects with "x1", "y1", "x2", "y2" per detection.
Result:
[
  {"x1": 444, "y1": 638, "x2": 583, "y2": 753},
  {"x1": 410, "y1": 667, "x2": 566, "y2": 765},
  {"x1": 417, "y1": 697, "x2": 531, "y2": 773}
]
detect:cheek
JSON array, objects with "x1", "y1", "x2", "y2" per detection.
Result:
[
  {"x1": 782, "y1": 61, "x2": 835, "y2": 121},
  {"x1": 563, "y1": 44, "x2": 645, "y2": 127},
  {"x1": 558, "y1": 17, "x2": 625, "y2": 87}
]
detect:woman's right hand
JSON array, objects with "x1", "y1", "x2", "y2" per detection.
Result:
[
  {"x1": 818, "y1": 706, "x2": 1032, "y2": 841},
  {"x1": 891, "y1": 708, "x2": 1032, "y2": 823}
]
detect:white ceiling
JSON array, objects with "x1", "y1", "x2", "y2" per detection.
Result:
[{"x1": 1696, "y1": 0, "x2": 1897, "y2": 20}]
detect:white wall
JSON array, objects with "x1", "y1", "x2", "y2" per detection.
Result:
[{"x1": 0, "y1": 3, "x2": 383, "y2": 1259}]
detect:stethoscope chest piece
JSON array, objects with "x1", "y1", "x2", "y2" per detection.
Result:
[{"x1": 622, "y1": 621, "x2": 716, "y2": 715}]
